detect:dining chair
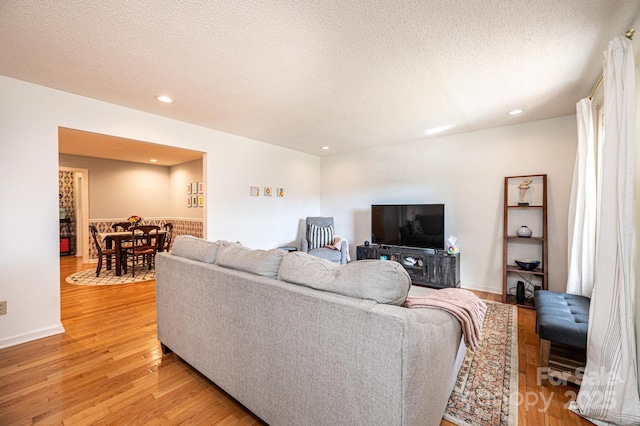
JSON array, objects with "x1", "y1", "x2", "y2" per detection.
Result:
[
  {"x1": 112, "y1": 221, "x2": 134, "y2": 249},
  {"x1": 112, "y1": 222, "x2": 132, "y2": 231},
  {"x1": 162, "y1": 222, "x2": 174, "y2": 251},
  {"x1": 123, "y1": 225, "x2": 161, "y2": 277},
  {"x1": 90, "y1": 225, "x2": 121, "y2": 277}
]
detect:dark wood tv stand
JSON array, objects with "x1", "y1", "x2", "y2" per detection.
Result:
[{"x1": 356, "y1": 244, "x2": 460, "y2": 289}]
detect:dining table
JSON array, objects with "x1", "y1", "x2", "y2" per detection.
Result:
[{"x1": 100, "y1": 230, "x2": 167, "y2": 276}]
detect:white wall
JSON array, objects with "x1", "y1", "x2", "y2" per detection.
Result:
[
  {"x1": 170, "y1": 159, "x2": 204, "y2": 219},
  {"x1": 59, "y1": 154, "x2": 172, "y2": 219},
  {"x1": 210, "y1": 140, "x2": 321, "y2": 248},
  {"x1": 60, "y1": 155, "x2": 205, "y2": 220},
  {"x1": 0, "y1": 76, "x2": 319, "y2": 348},
  {"x1": 320, "y1": 116, "x2": 577, "y2": 294}
]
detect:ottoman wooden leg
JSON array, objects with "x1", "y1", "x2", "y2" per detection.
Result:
[{"x1": 540, "y1": 338, "x2": 551, "y2": 386}]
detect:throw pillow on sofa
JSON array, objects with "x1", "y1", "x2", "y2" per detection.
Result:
[
  {"x1": 171, "y1": 236, "x2": 233, "y2": 264},
  {"x1": 278, "y1": 251, "x2": 411, "y2": 305},
  {"x1": 216, "y1": 244, "x2": 286, "y2": 279}
]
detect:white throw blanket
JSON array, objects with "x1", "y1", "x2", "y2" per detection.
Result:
[{"x1": 325, "y1": 236, "x2": 351, "y2": 261}]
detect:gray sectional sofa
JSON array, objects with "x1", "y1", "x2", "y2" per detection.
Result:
[{"x1": 155, "y1": 236, "x2": 466, "y2": 426}]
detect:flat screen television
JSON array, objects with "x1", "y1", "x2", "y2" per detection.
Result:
[{"x1": 371, "y1": 204, "x2": 445, "y2": 250}]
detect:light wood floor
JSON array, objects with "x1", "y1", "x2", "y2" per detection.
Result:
[{"x1": 0, "y1": 256, "x2": 592, "y2": 425}]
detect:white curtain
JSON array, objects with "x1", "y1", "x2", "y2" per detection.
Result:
[
  {"x1": 566, "y1": 98, "x2": 597, "y2": 297},
  {"x1": 571, "y1": 36, "x2": 640, "y2": 425}
]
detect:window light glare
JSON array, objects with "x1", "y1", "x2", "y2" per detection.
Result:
[
  {"x1": 155, "y1": 95, "x2": 173, "y2": 103},
  {"x1": 507, "y1": 109, "x2": 524, "y2": 115},
  {"x1": 426, "y1": 125, "x2": 452, "y2": 135}
]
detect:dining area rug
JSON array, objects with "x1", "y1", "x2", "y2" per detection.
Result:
[
  {"x1": 443, "y1": 301, "x2": 518, "y2": 426},
  {"x1": 66, "y1": 265, "x2": 155, "y2": 285}
]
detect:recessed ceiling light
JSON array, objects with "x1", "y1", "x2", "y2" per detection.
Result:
[
  {"x1": 150, "y1": 159, "x2": 158, "y2": 163},
  {"x1": 507, "y1": 109, "x2": 524, "y2": 115},
  {"x1": 155, "y1": 95, "x2": 173, "y2": 103},
  {"x1": 321, "y1": 146, "x2": 330, "y2": 150}
]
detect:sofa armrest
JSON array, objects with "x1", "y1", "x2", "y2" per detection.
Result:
[
  {"x1": 301, "y1": 238, "x2": 309, "y2": 253},
  {"x1": 374, "y1": 305, "x2": 464, "y2": 426}
]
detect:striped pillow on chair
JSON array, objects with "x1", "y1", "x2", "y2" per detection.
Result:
[{"x1": 308, "y1": 224, "x2": 334, "y2": 250}]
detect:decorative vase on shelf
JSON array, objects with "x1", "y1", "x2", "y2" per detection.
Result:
[{"x1": 516, "y1": 225, "x2": 532, "y2": 238}]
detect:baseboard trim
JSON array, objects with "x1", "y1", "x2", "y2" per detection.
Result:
[{"x1": 0, "y1": 323, "x2": 65, "y2": 349}]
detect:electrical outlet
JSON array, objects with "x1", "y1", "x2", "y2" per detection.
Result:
[{"x1": 0, "y1": 301, "x2": 6, "y2": 315}]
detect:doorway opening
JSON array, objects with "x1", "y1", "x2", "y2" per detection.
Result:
[{"x1": 58, "y1": 167, "x2": 90, "y2": 262}]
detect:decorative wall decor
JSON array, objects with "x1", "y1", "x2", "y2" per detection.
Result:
[
  {"x1": 264, "y1": 187, "x2": 272, "y2": 197},
  {"x1": 250, "y1": 186, "x2": 259, "y2": 196},
  {"x1": 277, "y1": 188, "x2": 284, "y2": 197},
  {"x1": 187, "y1": 197, "x2": 192, "y2": 207},
  {"x1": 192, "y1": 195, "x2": 198, "y2": 206},
  {"x1": 191, "y1": 182, "x2": 198, "y2": 194},
  {"x1": 198, "y1": 195, "x2": 204, "y2": 207},
  {"x1": 198, "y1": 182, "x2": 203, "y2": 193},
  {"x1": 187, "y1": 183, "x2": 192, "y2": 194}
]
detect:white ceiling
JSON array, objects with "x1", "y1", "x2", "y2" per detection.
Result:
[
  {"x1": 2, "y1": 1, "x2": 639, "y2": 158},
  {"x1": 58, "y1": 127, "x2": 203, "y2": 167}
]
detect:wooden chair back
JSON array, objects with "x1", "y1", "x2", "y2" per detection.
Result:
[
  {"x1": 126, "y1": 225, "x2": 161, "y2": 277},
  {"x1": 90, "y1": 225, "x2": 105, "y2": 256},
  {"x1": 90, "y1": 225, "x2": 118, "y2": 277},
  {"x1": 112, "y1": 222, "x2": 131, "y2": 231}
]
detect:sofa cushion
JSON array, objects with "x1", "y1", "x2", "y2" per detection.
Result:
[
  {"x1": 278, "y1": 252, "x2": 411, "y2": 305},
  {"x1": 216, "y1": 244, "x2": 286, "y2": 279},
  {"x1": 171, "y1": 236, "x2": 230, "y2": 264},
  {"x1": 308, "y1": 223, "x2": 334, "y2": 250}
]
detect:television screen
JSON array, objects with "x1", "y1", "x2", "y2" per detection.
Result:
[{"x1": 371, "y1": 204, "x2": 445, "y2": 250}]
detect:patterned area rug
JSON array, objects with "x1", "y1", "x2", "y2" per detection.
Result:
[
  {"x1": 443, "y1": 301, "x2": 518, "y2": 426},
  {"x1": 66, "y1": 265, "x2": 155, "y2": 285}
]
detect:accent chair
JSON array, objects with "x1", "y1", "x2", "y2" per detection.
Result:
[{"x1": 300, "y1": 217, "x2": 348, "y2": 265}]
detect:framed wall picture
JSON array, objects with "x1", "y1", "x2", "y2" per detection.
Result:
[
  {"x1": 277, "y1": 188, "x2": 285, "y2": 197},
  {"x1": 187, "y1": 183, "x2": 192, "y2": 194},
  {"x1": 192, "y1": 182, "x2": 198, "y2": 194},
  {"x1": 198, "y1": 195, "x2": 204, "y2": 207},
  {"x1": 187, "y1": 196, "x2": 192, "y2": 207},
  {"x1": 192, "y1": 195, "x2": 198, "y2": 206},
  {"x1": 250, "y1": 186, "x2": 259, "y2": 196},
  {"x1": 198, "y1": 182, "x2": 204, "y2": 193},
  {"x1": 264, "y1": 187, "x2": 272, "y2": 197}
]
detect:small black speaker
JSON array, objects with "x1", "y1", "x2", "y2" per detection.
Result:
[
  {"x1": 516, "y1": 281, "x2": 525, "y2": 303},
  {"x1": 364, "y1": 241, "x2": 370, "y2": 247}
]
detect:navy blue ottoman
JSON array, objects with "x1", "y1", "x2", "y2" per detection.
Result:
[{"x1": 534, "y1": 290, "x2": 590, "y2": 385}]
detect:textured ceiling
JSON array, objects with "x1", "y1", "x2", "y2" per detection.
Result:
[{"x1": 2, "y1": 1, "x2": 639, "y2": 157}]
